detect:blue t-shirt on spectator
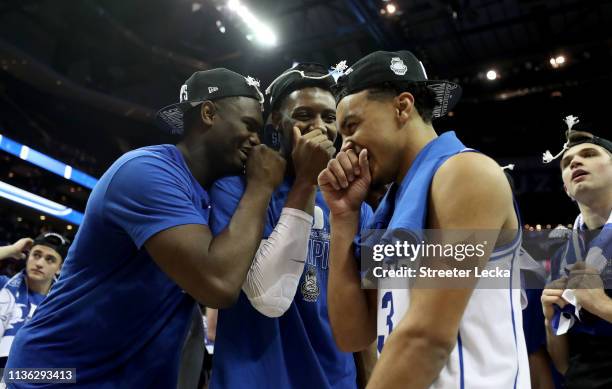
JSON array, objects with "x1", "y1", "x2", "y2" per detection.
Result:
[{"x1": 5, "y1": 145, "x2": 209, "y2": 388}]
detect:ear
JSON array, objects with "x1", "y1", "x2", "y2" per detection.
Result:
[
  {"x1": 200, "y1": 101, "x2": 217, "y2": 127},
  {"x1": 395, "y1": 92, "x2": 415, "y2": 124}
]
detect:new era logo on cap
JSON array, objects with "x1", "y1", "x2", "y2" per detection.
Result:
[{"x1": 179, "y1": 84, "x2": 188, "y2": 102}]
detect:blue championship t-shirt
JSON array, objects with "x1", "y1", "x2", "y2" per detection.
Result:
[
  {"x1": 5, "y1": 145, "x2": 209, "y2": 388},
  {"x1": 209, "y1": 176, "x2": 372, "y2": 389}
]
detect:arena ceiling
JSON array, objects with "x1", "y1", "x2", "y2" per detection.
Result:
[{"x1": 0, "y1": 0, "x2": 610, "y2": 223}]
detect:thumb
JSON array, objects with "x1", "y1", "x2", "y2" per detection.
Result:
[
  {"x1": 292, "y1": 126, "x2": 301, "y2": 149},
  {"x1": 358, "y1": 149, "x2": 371, "y2": 181}
]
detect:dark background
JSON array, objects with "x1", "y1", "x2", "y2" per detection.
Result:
[{"x1": 1, "y1": 0, "x2": 610, "y2": 242}]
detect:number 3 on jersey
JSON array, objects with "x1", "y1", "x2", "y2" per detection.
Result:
[{"x1": 377, "y1": 291, "x2": 394, "y2": 353}]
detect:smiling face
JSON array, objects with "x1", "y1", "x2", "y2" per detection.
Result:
[
  {"x1": 336, "y1": 89, "x2": 407, "y2": 187},
  {"x1": 276, "y1": 87, "x2": 338, "y2": 156},
  {"x1": 208, "y1": 97, "x2": 263, "y2": 175},
  {"x1": 561, "y1": 143, "x2": 612, "y2": 203}
]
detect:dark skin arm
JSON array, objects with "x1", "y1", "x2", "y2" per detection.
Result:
[
  {"x1": 319, "y1": 149, "x2": 378, "y2": 351},
  {"x1": 529, "y1": 348, "x2": 555, "y2": 389},
  {"x1": 145, "y1": 145, "x2": 285, "y2": 308}
]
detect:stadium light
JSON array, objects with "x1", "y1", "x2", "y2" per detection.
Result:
[
  {"x1": 226, "y1": 0, "x2": 277, "y2": 47},
  {"x1": 486, "y1": 70, "x2": 498, "y2": 80},
  {"x1": 549, "y1": 55, "x2": 566, "y2": 68},
  {"x1": 386, "y1": 3, "x2": 397, "y2": 14}
]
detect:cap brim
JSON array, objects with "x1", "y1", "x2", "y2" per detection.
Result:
[
  {"x1": 424, "y1": 80, "x2": 462, "y2": 118},
  {"x1": 335, "y1": 78, "x2": 461, "y2": 118},
  {"x1": 156, "y1": 101, "x2": 193, "y2": 134}
]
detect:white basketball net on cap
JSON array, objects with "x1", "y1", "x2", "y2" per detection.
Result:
[
  {"x1": 264, "y1": 62, "x2": 338, "y2": 96},
  {"x1": 542, "y1": 115, "x2": 579, "y2": 163},
  {"x1": 245, "y1": 75, "x2": 265, "y2": 106}
]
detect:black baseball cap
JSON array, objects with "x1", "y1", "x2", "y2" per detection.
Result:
[
  {"x1": 265, "y1": 63, "x2": 335, "y2": 110},
  {"x1": 564, "y1": 120, "x2": 612, "y2": 154},
  {"x1": 32, "y1": 233, "x2": 70, "y2": 261},
  {"x1": 157, "y1": 68, "x2": 265, "y2": 134},
  {"x1": 333, "y1": 50, "x2": 461, "y2": 118}
]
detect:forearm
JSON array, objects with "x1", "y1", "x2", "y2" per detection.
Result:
[
  {"x1": 591, "y1": 294, "x2": 612, "y2": 323},
  {"x1": 328, "y1": 213, "x2": 375, "y2": 351},
  {"x1": 0, "y1": 245, "x2": 17, "y2": 261},
  {"x1": 529, "y1": 348, "x2": 555, "y2": 389},
  {"x1": 243, "y1": 208, "x2": 313, "y2": 317},
  {"x1": 284, "y1": 178, "x2": 316, "y2": 215},
  {"x1": 208, "y1": 183, "x2": 274, "y2": 296},
  {"x1": 367, "y1": 327, "x2": 452, "y2": 389},
  {"x1": 544, "y1": 321, "x2": 569, "y2": 374}
]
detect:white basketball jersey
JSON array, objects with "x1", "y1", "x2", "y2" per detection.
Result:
[{"x1": 377, "y1": 234, "x2": 530, "y2": 389}]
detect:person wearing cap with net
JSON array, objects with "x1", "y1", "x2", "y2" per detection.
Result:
[
  {"x1": 4, "y1": 69, "x2": 285, "y2": 388},
  {"x1": 208, "y1": 63, "x2": 373, "y2": 389},
  {"x1": 540, "y1": 116, "x2": 612, "y2": 389},
  {"x1": 317, "y1": 50, "x2": 530, "y2": 388},
  {"x1": 0, "y1": 233, "x2": 68, "y2": 368}
]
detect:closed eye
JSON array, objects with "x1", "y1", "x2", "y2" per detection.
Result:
[
  {"x1": 345, "y1": 121, "x2": 358, "y2": 134},
  {"x1": 242, "y1": 118, "x2": 261, "y2": 133},
  {"x1": 292, "y1": 110, "x2": 312, "y2": 121},
  {"x1": 324, "y1": 112, "x2": 336, "y2": 123}
]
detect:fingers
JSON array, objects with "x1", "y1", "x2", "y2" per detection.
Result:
[
  {"x1": 336, "y1": 152, "x2": 355, "y2": 181},
  {"x1": 17, "y1": 238, "x2": 34, "y2": 251},
  {"x1": 317, "y1": 148, "x2": 370, "y2": 191},
  {"x1": 301, "y1": 128, "x2": 323, "y2": 140},
  {"x1": 292, "y1": 126, "x2": 301, "y2": 149},
  {"x1": 358, "y1": 149, "x2": 371, "y2": 181},
  {"x1": 542, "y1": 288, "x2": 568, "y2": 309},
  {"x1": 542, "y1": 288, "x2": 564, "y2": 298},
  {"x1": 295, "y1": 128, "x2": 331, "y2": 148},
  {"x1": 323, "y1": 141, "x2": 336, "y2": 158},
  {"x1": 541, "y1": 295, "x2": 567, "y2": 309},
  {"x1": 328, "y1": 159, "x2": 349, "y2": 188},
  {"x1": 346, "y1": 149, "x2": 360, "y2": 176},
  {"x1": 318, "y1": 168, "x2": 340, "y2": 191}
]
